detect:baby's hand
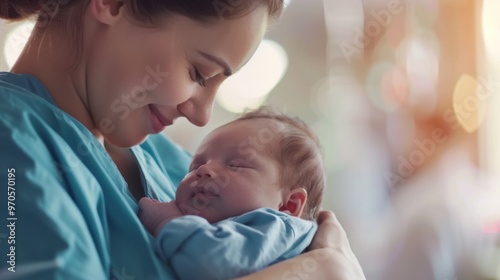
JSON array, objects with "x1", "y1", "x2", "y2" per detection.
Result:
[{"x1": 138, "y1": 198, "x2": 183, "y2": 237}]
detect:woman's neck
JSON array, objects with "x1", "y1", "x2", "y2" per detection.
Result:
[{"x1": 10, "y1": 22, "x2": 105, "y2": 145}]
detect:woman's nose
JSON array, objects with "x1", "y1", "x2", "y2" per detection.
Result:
[{"x1": 177, "y1": 88, "x2": 216, "y2": 127}]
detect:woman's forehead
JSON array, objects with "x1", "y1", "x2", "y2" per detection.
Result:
[{"x1": 161, "y1": 6, "x2": 268, "y2": 70}]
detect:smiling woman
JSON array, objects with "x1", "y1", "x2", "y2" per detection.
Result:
[
  {"x1": 4, "y1": 1, "x2": 270, "y2": 148},
  {"x1": 0, "y1": 0, "x2": 364, "y2": 279}
]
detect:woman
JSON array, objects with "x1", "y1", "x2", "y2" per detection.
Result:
[{"x1": 0, "y1": 0, "x2": 364, "y2": 279}]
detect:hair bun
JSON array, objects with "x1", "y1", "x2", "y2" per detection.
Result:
[{"x1": 0, "y1": 0, "x2": 42, "y2": 21}]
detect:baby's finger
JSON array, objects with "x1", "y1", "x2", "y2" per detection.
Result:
[{"x1": 138, "y1": 197, "x2": 152, "y2": 208}]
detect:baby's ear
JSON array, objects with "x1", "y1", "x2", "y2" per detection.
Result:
[{"x1": 279, "y1": 188, "x2": 307, "y2": 218}]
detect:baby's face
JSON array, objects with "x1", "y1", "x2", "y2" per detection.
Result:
[{"x1": 175, "y1": 119, "x2": 286, "y2": 223}]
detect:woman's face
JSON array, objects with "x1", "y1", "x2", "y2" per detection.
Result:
[{"x1": 86, "y1": 6, "x2": 268, "y2": 147}]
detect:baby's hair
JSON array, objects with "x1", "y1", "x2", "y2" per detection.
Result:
[{"x1": 235, "y1": 106, "x2": 326, "y2": 221}]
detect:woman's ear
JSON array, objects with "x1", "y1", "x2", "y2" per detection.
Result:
[
  {"x1": 89, "y1": 0, "x2": 124, "y2": 25},
  {"x1": 279, "y1": 188, "x2": 307, "y2": 218}
]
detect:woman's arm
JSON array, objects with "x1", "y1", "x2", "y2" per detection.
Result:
[{"x1": 236, "y1": 211, "x2": 365, "y2": 280}]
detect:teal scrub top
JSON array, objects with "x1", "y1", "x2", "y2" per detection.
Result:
[{"x1": 0, "y1": 72, "x2": 191, "y2": 279}]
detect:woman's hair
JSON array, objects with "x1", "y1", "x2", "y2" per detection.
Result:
[
  {"x1": 0, "y1": 0, "x2": 284, "y2": 23},
  {"x1": 235, "y1": 106, "x2": 326, "y2": 221},
  {"x1": 0, "y1": 0, "x2": 284, "y2": 69}
]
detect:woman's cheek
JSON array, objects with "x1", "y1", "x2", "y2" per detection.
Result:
[{"x1": 156, "y1": 75, "x2": 196, "y2": 106}]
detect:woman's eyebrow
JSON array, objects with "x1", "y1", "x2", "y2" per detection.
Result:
[{"x1": 198, "y1": 51, "x2": 233, "y2": 77}]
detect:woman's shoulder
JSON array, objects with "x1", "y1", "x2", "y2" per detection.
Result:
[
  {"x1": 0, "y1": 86, "x2": 55, "y2": 119},
  {"x1": 0, "y1": 73, "x2": 104, "y2": 167},
  {"x1": 0, "y1": 72, "x2": 55, "y2": 104},
  {"x1": 0, "y1": 73, "x2": 88, "y2": 137}
]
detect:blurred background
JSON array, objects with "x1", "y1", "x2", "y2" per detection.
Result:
[{"x1": 1, "y1": 0, "x2": 499, "y2": 279}]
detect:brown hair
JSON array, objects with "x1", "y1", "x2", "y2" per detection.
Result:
[
  {"x1": 235, "y1": 106, "x2": 326, "y2": 221},
  {"x1": 0, "y1": 0, "x2": 284, "y2": 23},
  {"x1": 0, "y1": 0, "x2": 284, "y2": 69}
]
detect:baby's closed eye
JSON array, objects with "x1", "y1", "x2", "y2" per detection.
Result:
[{"x1": 225, "y1": 159, "x2": 252, "y2": 170}]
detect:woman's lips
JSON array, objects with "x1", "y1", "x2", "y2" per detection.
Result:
[{"x1": 149, "y1": 104, "x2": 172, "y2": 133}]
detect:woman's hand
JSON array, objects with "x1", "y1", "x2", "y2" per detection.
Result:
[
  {"x1": 138, "y1": 198, "x2": 183, "y2": 237},
  {"x1": 306, "y1": 210, "x2": 365, "y2": 279}
]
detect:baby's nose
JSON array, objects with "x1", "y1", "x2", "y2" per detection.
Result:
[{"x1": 195, "y1": 164, "x2": 215, "y2": 178}]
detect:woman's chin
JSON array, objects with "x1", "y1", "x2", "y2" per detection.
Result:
[{"x1": 105, "y1": 133, "x2": 149, "y2": 148}]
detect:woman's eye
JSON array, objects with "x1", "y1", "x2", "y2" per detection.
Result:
[{"x1": 194, "y1": 68, "x2": 207, "y2": 87}]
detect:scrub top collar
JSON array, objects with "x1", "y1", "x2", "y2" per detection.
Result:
[{"x1": 0, "y1": 72, "x2": 56, "y2": 105}]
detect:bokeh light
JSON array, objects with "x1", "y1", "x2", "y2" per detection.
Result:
[
  {"x1": 397, "y1": 32, "x2": 440, "y2": 117},
  {"x1": 386, "y1": 111, "x2": 416, "y2": 155},
  {"x1": 412, "y1": 0, "x2": 439, "y2": 29},
  {"x1": 452, "y1": 74, "x2": 486, "y2": 133},
  {"x1": 482, "y1": 0, "x2": 500, "y2": 64},
  {"x1": 216, "y1": 39, "x2": 288, "y2": 113},
  {"x1": 366, "y1": 61, "x2": 403, "y2": 112},
  {"x1": 4, "y1": 21, "x2": 34, "y2": 69}
]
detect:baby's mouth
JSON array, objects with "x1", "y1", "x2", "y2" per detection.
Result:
[{"x1": 192, "y1": 185, "x2": 219, "y2": 198}]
